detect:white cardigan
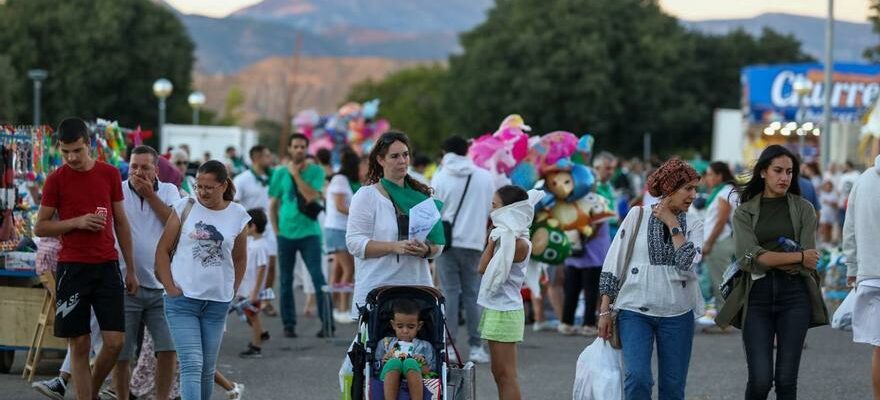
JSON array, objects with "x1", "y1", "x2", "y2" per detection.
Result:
[
  {"x1": 345, "y1": 185, "x2": 440, "y2": 318},
  {"x1": 844, "y1": 156, "x2": 880, "y2": 284}
]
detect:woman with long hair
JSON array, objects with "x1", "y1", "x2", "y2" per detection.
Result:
[
  {"x1": 597, "y1": 159, "x2": 704, "y2": 400},
  {"x1": 325, "y1": 148, "x2": 363, "y2": 322},
  {"x1": 717, "y1": 145, "x2": 828, "y2": 400},
  {"x1": 700, "y1": 161, "x2": 738, "y2": 325},
  {"x1": 155, "y1": 160, "x2": 251, "y2": 400},
  {"x1": 345, "y1": 132, "x2": 445, "y2": 318}
]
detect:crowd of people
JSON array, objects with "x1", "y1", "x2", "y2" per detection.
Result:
[{"x1": 23, "y1": 115, "x2": 880, "y2": 400}]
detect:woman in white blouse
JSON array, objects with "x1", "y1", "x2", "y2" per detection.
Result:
[
  {"x1": 597, "y1": 159, "x2": 703, "y2": 400},
  {"x1": 346, "y1": 132, "x2": 444, "y2": 318},
  {"x1": 155, "y1": 160, "x2": 250, "y2": 400}
]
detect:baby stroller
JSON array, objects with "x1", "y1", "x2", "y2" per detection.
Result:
[{"x1": 347, "y1": 285, "x2": 469, "y2": 400}]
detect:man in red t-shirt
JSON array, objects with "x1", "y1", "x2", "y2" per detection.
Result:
[{"x1": 34, "y1": 117, "x2": 137, "y2": 400}]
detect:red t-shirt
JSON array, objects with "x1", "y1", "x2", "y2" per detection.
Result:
[{"x1": 41, "y1": 162, "x2": 124, "y2": 263}]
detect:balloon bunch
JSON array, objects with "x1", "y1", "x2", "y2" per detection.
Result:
[
  {"x1": 465, "y1": 115, "x2": 615, "y2": 264},
  {"x1": 293, "y1": 99, "x2": 391, "y2": 157}
]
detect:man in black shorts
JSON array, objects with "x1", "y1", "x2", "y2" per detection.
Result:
[{"x1": 34, "y1": 117, "x2": 137, "y2": 400}]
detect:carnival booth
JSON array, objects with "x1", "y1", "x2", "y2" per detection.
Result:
[
  {"x1": 0, "y1": 120, "x2": 131, "y2": 377},
  {"x1": 740, "y1": 62, "x2": 880, "y2": 166}
]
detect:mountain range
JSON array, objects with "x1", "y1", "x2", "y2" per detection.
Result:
[{"x1": 170, "y1": 0, "x2": 877, "y2": 74}]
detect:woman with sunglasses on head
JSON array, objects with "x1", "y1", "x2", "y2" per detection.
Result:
[
  {"x1": 716, "y1": 145, "x2": 828, "y2": 400},
  {"x1": 155, "y1": 160, "x2": 251, "y2": 400},
  {"x1": 172, "y1": 150, "x2": 197, "y2": 196},
  {"x1": 346, "y1": 132, "x2": 446, "y2": 320}
]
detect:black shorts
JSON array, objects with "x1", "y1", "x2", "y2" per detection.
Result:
[{"x1": 54, "y1": 261, "x2": 125, "y2": 338}]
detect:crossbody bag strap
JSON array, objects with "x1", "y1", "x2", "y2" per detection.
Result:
[
  {"x1": 450, "y1": 174, "x2": 472, "y2": 228},
  {"x1": 615, "y1": 206, "x2": 644, "y2": 302},
  {"x1": 170, "y1": 198, "x2": 196, "y2": 258}
]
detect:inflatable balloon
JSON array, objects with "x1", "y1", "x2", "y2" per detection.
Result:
[{"x1": 530, "y1": 223, "x2": 572, "y2": 264}]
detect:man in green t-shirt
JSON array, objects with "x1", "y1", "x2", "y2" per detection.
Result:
[{"x1": 269, "y1": 133, "x2": 332, "y2": 338}]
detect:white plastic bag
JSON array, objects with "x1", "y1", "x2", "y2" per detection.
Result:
[
  {"x1": 832, "y1": 289, "x2": 855, "y2": 331},
  {"x1": 572, "y1": 338, "x2": 624, "y2": 400}
]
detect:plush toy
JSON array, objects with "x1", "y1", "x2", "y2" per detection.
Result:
[
  {"x1": 531, "y1": 131, "x2": 579, "y2": 174},
  {"x1": 469, "y1": 115, "x2": 532, "y2": 178},
  {"x1": 294, "y1": 109, "x2": 321, "y2": 139},
  {"x1": 530, "y1": 222, "x2": 572, "y2": 264}
]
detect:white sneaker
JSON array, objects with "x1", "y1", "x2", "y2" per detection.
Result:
[
  {"x1": 579, "y1": 325, "x2": 598, "y2": 336},
  {"x1": 227, "y1": 382, "x2": 245, "y2": 400},
  {"x1": 532, "y1": 320, "x2": 557, "y2": 332},
  {"x1": 557, "y1": 323, "x2": 577, "y2": 335},
  {"x1": 469, "y1": 346, "x2": 490, "y2": 364},
  {"x1": 334, "y1": 310, "x2": 354, "y2": 324}
]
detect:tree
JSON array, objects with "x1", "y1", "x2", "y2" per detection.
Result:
[
  {"x1": 218, "y1": 85, "x2": 246, "y2": 126},
  {"x1": 346, "y1": 64, "x2": 452, "y2": 155},
  {"x1": 0, "y1": 55, "x2": 23, "y2": 124},
  {"x1": 254, "y1": 118, "x2": 283, "y2": 155},
  {"x1": 866, "y1": 0, "x2": 880, "y2": 62},
  {"x1": 0, "y1": 0, "x2": 195, "y2": 131}
]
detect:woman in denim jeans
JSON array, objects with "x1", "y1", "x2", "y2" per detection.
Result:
[
  {"x1": 716, "y1": 145, "x2": 828, "y2": 400},
  {"x1": 597, "y1": 159, "x2": 704, "y2": 400},
  {"x1": 156, "y1": 160, "x2": 251, "y2": 400}
]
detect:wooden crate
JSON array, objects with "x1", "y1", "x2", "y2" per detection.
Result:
[{"x1": 0, "y1": 287, "x2": 66, "y2": 350}]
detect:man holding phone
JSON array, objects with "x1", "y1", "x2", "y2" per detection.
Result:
[{"x1": 34, "y1": 117, "x2": 136, "y2": 400}]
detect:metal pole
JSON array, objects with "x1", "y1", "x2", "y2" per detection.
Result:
[
  {"x1": 643, "y1": 132, "x2": 651, "y2": 164},
  {"x1": 159, "y1": 97, "x2": 166, "y2": 141},
  {"x1": 798, "y1": 95, "x2": 806, "y2": 159},
  {"x1": 192, "y1": 108, "x2": 199, "y2": 125},
  {"x1": 822, "y1": 0, "x2": 834, "y2": 169},
  {"x1": 32, "y1": 80, "x2": 41, "y2": 127}
]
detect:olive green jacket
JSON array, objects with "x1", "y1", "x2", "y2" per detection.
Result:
[{"x1": 716, "y1": 193, "x2": 828, "y2": 330}]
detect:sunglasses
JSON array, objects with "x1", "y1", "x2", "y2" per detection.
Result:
[{"x1": 176, "y1": 161, "x2": 188, "y2": 166}]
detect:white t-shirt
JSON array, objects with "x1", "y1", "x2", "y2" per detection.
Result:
[
  {"x1": 325, "y1": 174, "x2": 354, "y2": 230},
  {"x1": 703, "y1": 184, "x2": 737, "y2": 242},
  {"x1": 233, "y1": 169, "x2": 278, "y2": 256},
  {"x1": 239, "y1": 236, "x2": 269, "y2": 297},
  {"x1": 169, "y1": 198, "x2": 251, "y2": 302},
  {"x1": 118, "y1": 181, "x2": 181, "y2": 289},
  {"x1": 346, "y1": 185, "x2": 438, "y2": 318},
  {"x1": 477, "y1": 241, "x2": 531, "y2": 311}
]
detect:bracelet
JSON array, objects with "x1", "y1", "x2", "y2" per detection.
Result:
[{"x1": 599, "y1": 311, "x2": 613, "y2": 317}]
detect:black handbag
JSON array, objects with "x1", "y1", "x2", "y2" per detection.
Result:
[
  {"x1": 442, "y1": 174, "x2": 472, "y2": 250},
  {"x1": 291, "y1": 177, "x2": 323, "y2": 220}
]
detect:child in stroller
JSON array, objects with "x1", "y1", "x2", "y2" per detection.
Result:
[{"x1": 375, "y1": 298, "x2": 436, "y2": 400}]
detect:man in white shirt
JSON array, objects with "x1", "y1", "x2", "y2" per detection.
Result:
[
  {"x1": 113, "y1": 146, "x2": 181, "y2": 400},
  {"x1": 431, "y1": 136, "x2": 495, "y2": 364},
  {"x1": 843, "y1": 155, "x2": 880, "y2": 400},
  {"x1": 234, "y1": 145, "x2": 279, "y2": 315}
]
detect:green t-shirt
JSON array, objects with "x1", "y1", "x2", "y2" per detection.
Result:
[
  {"x1": 269, "y1": 163, "x2": 325, "y2": 240},
  {"x1": 755, "y1": 196, "x2": 795, "y2": 252}
]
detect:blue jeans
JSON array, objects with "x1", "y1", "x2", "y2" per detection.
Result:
[
  {"x1": 277, "y1": 234, "x2": 332, "y2": 331},
  {"x1": 437, "y1": 247, "x2": 483, "y2": 347},
  {"x1": 163, "y1": 295, "x2": 229, "y2": 400},
  {"x1": 618, "y1": 309, "x2": 694, "y2": 400}
]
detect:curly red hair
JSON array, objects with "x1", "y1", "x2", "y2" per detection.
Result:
[{"x1": 646, "y1": 159, "x2": 699, "y2": 197}]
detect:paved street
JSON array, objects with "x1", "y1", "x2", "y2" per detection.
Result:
[{"x1": 1, "y1": 299, "x2": 874, "y2": 399}]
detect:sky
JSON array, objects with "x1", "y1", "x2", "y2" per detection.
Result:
[{"x1": 165, "y1": 0, "x2": 872, "y2": 23}]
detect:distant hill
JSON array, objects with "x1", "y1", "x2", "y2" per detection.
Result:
[
  {"x1": 684, "y1": 13, "x2": 875, "y2": 62},
  {"x1": 177, "y1": 1, "x2": 878, "y2": 74}
]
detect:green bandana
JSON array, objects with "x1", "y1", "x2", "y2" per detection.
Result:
[
  {"x1": 705, "y1": 184, "x2": 726, "y2": 207},
  {"x1": 380, "y1": 178, "x2": 446, "y2": 245},
  {"x1": 350, "y1": 181, "x2": 362, "y2": 194}
]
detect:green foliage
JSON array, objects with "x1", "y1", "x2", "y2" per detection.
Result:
[
  {"x1": 0, "y1": 55, "x2": 23, "y2": 123},
  {"x1": 0, "y1": 0, "x2": 194, "y2": 130},
  {"x1": 217, "y1": 85, "x2": 246, "y2": 126},
  {"x1": 866, "y1": 0, "x2": 880, "y2": 62},
  {"x1": 254, "y1": 118, "x2": 284, "y2": 155},
  {"x1": 346, "y1": 64, "x2": 452, "y2": 155}
]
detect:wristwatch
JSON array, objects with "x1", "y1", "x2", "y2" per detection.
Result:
[{"x1": 670, "y1": 226, "x2": 683, "y2": 237}]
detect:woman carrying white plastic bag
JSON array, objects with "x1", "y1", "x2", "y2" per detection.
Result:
[{"x1": 573, "y1": 338, "x2": 624, "y2": 400}]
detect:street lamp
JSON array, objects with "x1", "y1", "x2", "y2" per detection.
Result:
[
  {"x1": 187, "y1": 91, "x2": 205, "y2": 125},
  {"x1": 793, "y1": 75, "x2": 813, "y2": 160},
  {"x1": 152, "y1": 78, "x2": 173, "y2": 140},
  {"x1": 27, "y1": 69, "x2": 48, "y2": 127}
]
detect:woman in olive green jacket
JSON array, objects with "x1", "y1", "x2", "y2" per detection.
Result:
[{"x1": 716, "y1": 145, "x2": 828, "y2": 400}]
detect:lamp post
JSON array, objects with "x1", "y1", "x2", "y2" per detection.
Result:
[
  {"x1": 152, "y1": 78, "x2": 173, "y2": 140},
  {"x1": 188, "y1": 91, "x2": 205, "y2": 125},
  {"x1": 27, "y1": 69, "x2": 48, "y2": 127},
  {"x1": 793, "y1": 75, "x2": 813, "y2": 160}
]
